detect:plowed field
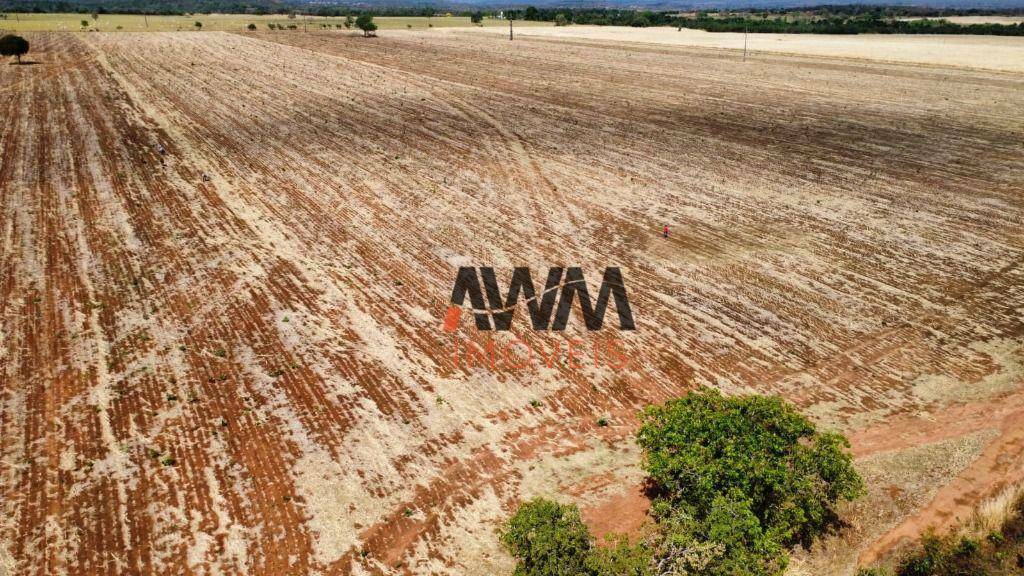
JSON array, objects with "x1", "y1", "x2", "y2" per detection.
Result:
[{"x1": 1, "y1": 30, "x2": 1022, "y2": 576}]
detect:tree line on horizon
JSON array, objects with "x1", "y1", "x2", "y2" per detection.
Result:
[
  {"x1": 1, "y1": 1, "x2": 1023, "y2": 36},
  {"x1": 512, "y1": 6, "x2": 1024, "y2": 35}
]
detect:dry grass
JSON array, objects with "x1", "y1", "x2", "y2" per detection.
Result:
[
  {"x1": 462, "y1": 24, "x2": 1024, "y2": 73},
  {"x1": 967, "y1": 482, "x2": 1024, "y2": 538}
]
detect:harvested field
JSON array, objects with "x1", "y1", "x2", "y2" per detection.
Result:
[
  {"x1": 0, "y1": 29, "x2": 1022, "y2": 576},
  {"x1": 468, "y1": 25, "x2": 1024, "y2": 73}
]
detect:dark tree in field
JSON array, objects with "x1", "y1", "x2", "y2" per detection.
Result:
[
  {"x1": 0, "y1": 34, "x2": 29, "y2": 64},
  {"x1": 194, "y1": 21, "x2": 202, "y2": 30},
  {"x1": 355, "y1": 14, "x2": 377, "y2": 37},
  {"x1": 470, "y1": 11, "x2": 484, "y2": 24},
  {"x1": 344, "y1": 15, "x2": 353, "y2": 29},
  {"x1": 246, "y1": 23, "x2": 256, "y2": 30}
]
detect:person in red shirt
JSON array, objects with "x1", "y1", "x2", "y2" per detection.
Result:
[{"x1": 663, "y1": 224, "x2": 669, "y2": 239}]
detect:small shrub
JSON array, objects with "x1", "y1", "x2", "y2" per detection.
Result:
[
  {"x1": 247, "y1": 23, "x2": 256, "y2": 31},
  {"x1": 500, "y1": 498, "x2": 592, "y2": 576}
]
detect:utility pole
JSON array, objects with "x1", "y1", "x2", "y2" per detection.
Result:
[
  {"x1": 509, "y1": 16, "x2": 513, "y2": 40},
  {"x1": 144, "y1": 12, "x2": 149, "y2": 28},
  {"x1": 743, "y1": 25, "x2": 748, "y2": 62}
]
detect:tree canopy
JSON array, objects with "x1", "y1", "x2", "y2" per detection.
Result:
[
  {"x1": 0, "y1": 34, "x2": 29, "y2": 63},
  {"x1": 638, "y1": 388, "x2": 863, "y2": 549},
  {"x1": 355, "y1": 13, "x2": 376, "y2": 36}
]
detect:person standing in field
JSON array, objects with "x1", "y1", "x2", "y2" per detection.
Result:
[{"x1": 663, "y1": 224, "x2": 669, "y2": 239}]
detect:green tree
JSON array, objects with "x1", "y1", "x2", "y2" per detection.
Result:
[
  {"x1": 344, "y1": 15, "x2": 354, "y2": 29},
  {"x1": 247, "y1": 23, "x2": 256, "y2": 30},
  {"x1": 500, "y1": 498, "x2": 593, "y2": 576},
  {"x1": 637, "y1": 388, "x2": 863, "y2": 549},
  {"x1": 554, "y1": 13, "x2": 569, "y2": 26},
  {"x1": 194, "y1": 21, "x2": 202, "y2": 30},
  {"x1": 355, "y1": 13, "x2": 377, "y2": 37},
  {"x1": 0, "y1": 34, "x2": 29, "y2": 64},
  {"x1": 470, "y1": 11, "x2": 484, "y2": 24},
  {"x1": 80, "y1": 19, "x2": 89, "y2": 29}
]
